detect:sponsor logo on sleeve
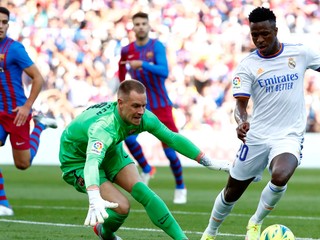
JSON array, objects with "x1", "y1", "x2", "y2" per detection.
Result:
[
  {"x1": 90, "y1": 141, "x2": 103, "y2": 155},
  {"x1": 232, "y1": 76, "x2": 241, "y2": 89}
]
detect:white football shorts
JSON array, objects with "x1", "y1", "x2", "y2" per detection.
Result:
[{"x1": 230, "y1": 137, "x2": 303, "y2": 181}]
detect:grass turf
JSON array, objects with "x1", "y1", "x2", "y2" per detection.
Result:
[{"x1": 0, "y1": 165, "x2": 319, "y2": 239}]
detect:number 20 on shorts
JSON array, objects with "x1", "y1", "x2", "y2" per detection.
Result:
[{"x1": 236, "y1": 144, "x2": 249, "y2": 161}]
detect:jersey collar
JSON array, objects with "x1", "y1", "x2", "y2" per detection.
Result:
[
  {"x1": 257, "y1": 43, "x2": 284, "y2": 59},
  {"x1": 114, "y1": 104, "x2": 140, "y2": 135}
]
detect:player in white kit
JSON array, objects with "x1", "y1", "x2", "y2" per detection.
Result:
[{"x1": 201, "y1": 6, "x2": 320, "y2": 240}]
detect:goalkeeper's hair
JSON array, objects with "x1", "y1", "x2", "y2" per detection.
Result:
[
  {"x1": 118, "y1": 79, "x2": 146, "y2": 97},
  {"x1": 248, "y1": 7, "x2": 276, "y2": 25}
]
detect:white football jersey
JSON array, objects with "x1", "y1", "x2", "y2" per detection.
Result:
[{"x1": 232, "y1": 43, "x2": 320, "y2": 143}]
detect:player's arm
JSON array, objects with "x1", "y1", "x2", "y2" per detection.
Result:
[
  {"x1": 234, "y1": 96, "x2": 250, "y2": 143},
  {"x1": 23, "y1": 64, "x2": 44, "y2": 110},
  {"x1": 12, "y1": 43, "x2": 44, "y2": 126},
  {"x1": 144, "y1": 111, "x2": 230, "y2": 171},
  {"x1": 141, "y1": 41, "x2": 169, "y2": 78},
  {"x1": 84, "y1": 125, "x2": 113, "y2": 188},
  {"x1": 142, "y1": 111, "x2": 200, "y2": 158},
  {"x1": 14, "y1": 65, "x2": 43, "y2": 126},
  {"x1": 83, "y1": 129, "x2": 118, "y2": 226},
  {"x1": 232, "y1": 63, "x2": 251, "y2": 144}
]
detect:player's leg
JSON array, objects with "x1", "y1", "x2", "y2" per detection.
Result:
[
  {"x1": 115, "y1": 164, "x2": 188, "y2": 240},
  {"x1": 124, "y1": 135, "x2": 155, "y2": 184},
  {"x1": 245, "y1": 141, "x2": 300, "y2": 240},
  {"x1": 249, "y1": 152, "x2": 298, "y2": 226},
  {"x1": 0, "y1": 123, "x2": 14, "y2": 216},
  {"x1": 162, "y1": 143, "x2": 186, "y2": 202},
  {"x1": 62, "y1": 169, "x2": 128, "y2": 240},
  {"x1": 246, "y1": 139, "x2": 300, "y2": 240},
  {"x1": 29, "y1": 114, "x2": 57, "y2": 164},
  {"x1": 10, "y1": 115, "x2": 33, "y2": 169},
  {"x1": 155, "y1": 106, "x2": 186, "y2": 203},
  {"x1": 0, "y1": 169, "x2": 14, "y2": 216},
  {"x1": 201, "y1": 176, "x2": 253, "y2": 238},
  {"x1": 11, "y1": 114, "x2": 57, "y2": 169},
  {"x1": 96, "y1": 181, "x2": 129, "y2": 240},
  {"x1": 60, "y1": 141, "x2": 129, "y2": 239},
  {"x1": 61, "y1": 154, "x2": 128, "y2": 240},
  {"x1": 202, "y1": 143, "x2": 269, "y2": 239},
  {"x1": 104, "y1": 144, "x2": 187, "y2": 239}
]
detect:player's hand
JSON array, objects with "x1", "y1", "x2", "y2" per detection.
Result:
[
  {"x1": 84, "y1": 189, "x2": 119, "y2": 226},
  {"x1": 120, "y1": 60, "x2": 143, "y2": 69},
  {"x1": 128, "y1": 60, "x2": 143, "y2": 69},
  {"x1": 12, "y1": 105, "x2": 31, "y2": 126},
  {"x1": 199, "y1": 154, "x2": 231, "y2": 173},
  {"x1": 236, "y1": 122, "x2": 250, "y2": 143}
]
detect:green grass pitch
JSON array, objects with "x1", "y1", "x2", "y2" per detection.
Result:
[{"x1": 0, "y1": 165, "x2": 319, "y2": 240}]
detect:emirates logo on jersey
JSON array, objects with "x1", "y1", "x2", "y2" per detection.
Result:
[{"x1": 288, "y1": 57, "x2": 296, "y2": 69}]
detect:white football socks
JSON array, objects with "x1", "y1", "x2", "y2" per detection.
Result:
[
  {"x1": 251, "y1": 181, "x2": 287, "y2": 224},
  {"x1": 204, "y1": 189, "x2": 236, "y2": 236}
]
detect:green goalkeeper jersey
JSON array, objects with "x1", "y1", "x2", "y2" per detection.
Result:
[{"x1": 59, "y1": 102, "x2": 202, "y2": 187}]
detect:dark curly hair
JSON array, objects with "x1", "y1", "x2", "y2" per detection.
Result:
[{"x1": 248, "y1": 7, "x2": 276, "y2": 24}]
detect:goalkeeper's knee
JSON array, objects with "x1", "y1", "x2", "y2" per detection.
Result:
[{"x1": 112, "y1": 196, "x2": 130, "y2": 215}]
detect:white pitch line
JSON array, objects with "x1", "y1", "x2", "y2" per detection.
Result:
[
  {"x1": 15, "y1": 205, "x2": 320, "y2": 221},
  {"x1": 0, "y1": 218, "x2": 319, "y2": 240}
]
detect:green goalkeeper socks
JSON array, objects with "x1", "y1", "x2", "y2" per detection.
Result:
[
  {"x1": 101, "y1": 210, "x2": 128, "y2": 239},
  {"x1": 131, "y1": 182, "x2": 188, "y2": 240}
]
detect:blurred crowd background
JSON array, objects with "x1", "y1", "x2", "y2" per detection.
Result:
[{"x1": 3, "y1": 0, "x2": 320, "y2": 132}]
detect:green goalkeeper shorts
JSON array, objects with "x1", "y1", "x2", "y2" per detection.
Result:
[{"x1": 61, "y1": 142, "x2": 134, "y2": 193}]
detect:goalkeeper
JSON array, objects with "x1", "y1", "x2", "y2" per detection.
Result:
[{"x1": 59, "y1": 79, "x2": 229, "y2": 240}]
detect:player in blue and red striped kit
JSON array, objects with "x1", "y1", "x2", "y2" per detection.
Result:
[
  {"x1": 118, "y1": 12, "x2": 188, "y2": 204},
  {"x1": 0, "y1": 7, "x2": 57, "y2": 216}
]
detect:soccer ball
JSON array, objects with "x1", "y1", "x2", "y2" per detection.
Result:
[{"x1": 260, "y1": 224, "x2": 295, "y2": 240}]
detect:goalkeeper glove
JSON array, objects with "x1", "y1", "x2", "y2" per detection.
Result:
[
  {"x1": 199, "y1": 154, "x2": 231, "y2": 172},
  {"x1": 84, "y1": 189, "x2": 119, "y2": 226}
]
